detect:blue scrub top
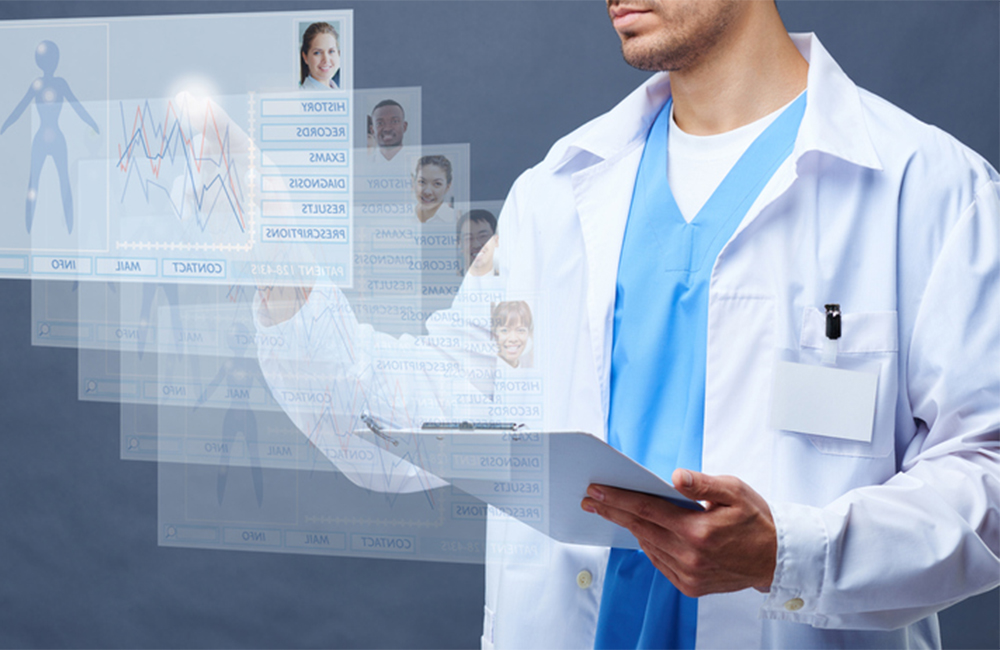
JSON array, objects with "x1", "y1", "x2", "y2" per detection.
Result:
[{"x1": 595, "y1": 93, "x2": 806, "y2": 650}]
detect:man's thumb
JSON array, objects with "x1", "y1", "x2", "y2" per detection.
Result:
[{"x1": 672, "y1": 469, "x2": 732, "y2": 505}]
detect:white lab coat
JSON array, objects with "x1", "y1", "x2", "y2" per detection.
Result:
[{"x1": 257, "y1": 34, "x2": 999, "y2": 649}]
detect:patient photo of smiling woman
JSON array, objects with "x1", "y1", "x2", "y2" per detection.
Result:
[
  {"x1": 491, "y1": 301, "x2": 534, "y2": 369},
  {"x1": 298, "y1": 21, "x2": 341, "y2": 90}
]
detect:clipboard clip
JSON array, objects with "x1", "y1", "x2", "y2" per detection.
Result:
[
  {"x1": 360, "y1": 411, "x2": 398, "y2": 447},
  {"x1": 420, "y1": 421, "x2": 525, "y2": 432}
]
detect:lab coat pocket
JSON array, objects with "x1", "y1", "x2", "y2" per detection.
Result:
[{"x1": 786, "y1": 308, "x2": 899, "y2": 458}]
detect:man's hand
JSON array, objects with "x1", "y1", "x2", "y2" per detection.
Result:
[
  {"x1": 257, "y1": 285, "x2": 312, "y2": 327},
  {"x1": 581, "y1": 469, "x2": 777, "y2": 597}
]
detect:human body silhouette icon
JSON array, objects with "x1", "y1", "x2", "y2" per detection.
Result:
[{"x1": 1, "y1": 40, "x2": 99, "y2": 234}]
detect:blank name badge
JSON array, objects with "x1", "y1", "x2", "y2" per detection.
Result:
[{"x1": 768, "y1": 360, "x2": 879, "y2": 443}]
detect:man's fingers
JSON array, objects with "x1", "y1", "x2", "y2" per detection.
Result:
[
  {"x1": 671, "y1": 469, "x2": 739, "y2": 506},
  {"x1": 581, "y1": 495, "x2": 680, "y2": 551},
  {"x1": 583, "y1": 477, "x2": 777, "y2": 596},
  {"x1": 586, "y1": 484, "x2": 692, "y2": 523},
  {"x1": 257, "y1": 285, "x2": 313, "y2": 326},
  {"x1": 638, "y1": 541, "x2": 687, "y2": 589}
]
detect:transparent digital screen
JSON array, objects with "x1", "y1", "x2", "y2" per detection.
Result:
[
  {"x1": 1, "y1": 11, "x2": 355, "y2": 287},
  {"x1": 10, "y1": 9, "x2": 552, "y2": 566}
]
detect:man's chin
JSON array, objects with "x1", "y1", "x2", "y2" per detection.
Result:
[
  {"x1": 620, "y1": 39, "x2": 675, "y2": 72},
  {"x1": 622, "y1": 43, "x2": 685, "y2": 72}
]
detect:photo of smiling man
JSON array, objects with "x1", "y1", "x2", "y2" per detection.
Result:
[
  {"x1": 370, "y1": 99, "x2": 407, "y2": 163},
  {"x1": 457, "y1": 209, "x2": 497, "y2": 276}
]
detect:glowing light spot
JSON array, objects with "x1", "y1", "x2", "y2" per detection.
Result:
[{"x1": 168, "y1": 75, "x2": 219, "y2": 108}]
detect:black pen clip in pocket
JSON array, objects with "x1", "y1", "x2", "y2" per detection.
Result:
[{"x1": 788, "y1": 306, "x2": 899, "y2": 458}]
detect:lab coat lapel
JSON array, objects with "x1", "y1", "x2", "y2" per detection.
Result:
[
  {"x1": 571, "y1": 142, "x2": 645, "y2": 425},
  {"x1": 719, "y1": 34, "x2": 884, "y2": 250},
  {"x1": 552, "y1": 74, "x2": 669, "y2": 428}
]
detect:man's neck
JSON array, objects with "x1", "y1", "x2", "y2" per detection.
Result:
[{"x1": 669, "y1": 5, "x2": 807, "y2": 136}]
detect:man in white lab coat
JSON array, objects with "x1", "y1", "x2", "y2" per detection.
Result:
[{"x1": 257, "y1": 1, "x2": 999, "y2": 647}]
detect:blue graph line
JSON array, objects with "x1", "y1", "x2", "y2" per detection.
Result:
[{"x1": 116, "y1": 99, "x2": 247, "y2": 233}]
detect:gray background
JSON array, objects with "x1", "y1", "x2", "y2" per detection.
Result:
[{"x1": 0, "y1": 1, "x2": 997, "y2": 648}]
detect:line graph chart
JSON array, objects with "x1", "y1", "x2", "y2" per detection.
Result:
[{"x1": 113, "y1": 94, "x2": 255, "y2": 252}]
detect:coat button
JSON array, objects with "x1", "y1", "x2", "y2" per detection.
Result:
[
  {"x1": 784, "y1": 598, "x2": 805, "y2": 611},
  {"x1": 576, "y1": 570, "x2": 593, "y2": 589}
]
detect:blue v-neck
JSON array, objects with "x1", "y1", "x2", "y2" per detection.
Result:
[{"x1": 595, "y1": 92, "x2": 806, "y2": 650}]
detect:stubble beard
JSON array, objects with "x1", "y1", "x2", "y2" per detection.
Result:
[{"x1": 618, "y1": 1, "x2": 739, "y2": 72}]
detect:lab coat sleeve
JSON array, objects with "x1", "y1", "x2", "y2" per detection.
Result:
[
  {"x1": 252, "y1": 284, "x2": 493, "y2": 493},
  {"x1": 763, "y1": 180, "x2": 1000, "y2": 629}
]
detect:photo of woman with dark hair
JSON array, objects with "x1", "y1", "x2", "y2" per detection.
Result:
[
  {"x1": 491, "y1": 301, "x2": 533, "y2": 369},
  {"x1": 412, "y1": 154, "x2": 456, "y2": 225}
]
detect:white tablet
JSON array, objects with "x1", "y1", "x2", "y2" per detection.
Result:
[{"x1": 352, "y1": 427, "x2": 702, "y2": 549}]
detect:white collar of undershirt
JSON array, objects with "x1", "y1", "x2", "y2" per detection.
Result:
[
  {"x1": 668, "y1": 91, "x2": 805, "y2": 160},
  {"x1": 666, "y1": 91, "x2": 805, "y2": 223}
]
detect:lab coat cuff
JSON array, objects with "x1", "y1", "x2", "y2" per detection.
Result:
[{"x1": 760, "y1": 501, "x2": 829, "y2": 625}]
